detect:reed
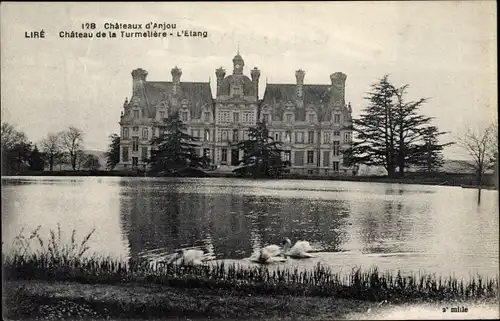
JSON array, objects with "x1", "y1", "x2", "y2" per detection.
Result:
[{"x1": 3, "y1": 226, "x2": 499, "y2": 303}]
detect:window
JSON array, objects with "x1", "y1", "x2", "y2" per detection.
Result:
[
  {"x1": 232, "y1": 85, "x2": 242, "y2": 97},
  {"x1": 142, "y1": 128, "x2": 148, "y2": 140},
  {"x1": 181, "y1": 111, "x2": 188, "y2": 122},
  {"x1": 203, "y1": 148, "x2": 210, "y2": 158},
  {"x1": 274, "y1": 132, "x2": 280, "y2": 141},
  {"x1": 233, "y1": 112, "x2": 239, "y2": 123},
  {"x1": 132, "y1": 137, "x2": 139, "y2": 152},
  {"x1": 334, "y1": 114, "x2": 341, "y2": 123},
  {"x1": 284, "y1": 150, "x2": 291, "y2": 162},
  {"x1": 123, "y1": 127, "x2": 129, "y2": 139},
  {"x1": 122, "y1": 146, "x2": 129, "y2": 162},
  {"x1": 221, "y1": 148, "x2": 228, "y2": 163},
  {"x1": 133, "y1": 126, "x2": 139, "y2": 132},
  {"x1": 243, "y1": 112, "x2": 253, "y2": 124},
  {"x1": 141, "y1": 147, "x2": 148, "y2": 161},
  {"x1": 286, "y1": 114, "x2": 293, "y2": 123},
  {"x1": 307, "y1": 151, "x2": 314, "y2": 164},
  {"x1": 333, "y1": 161, "x2": 340, "y2": 172},
  {"x1": 232, "y1": 129, "x2": 239, "y2": 142},
  {"x1": 308, "y1": 131, "x2": 314, "y2": 144},
  {"x1": 204, "y1": 112, "x2": 211, "y2": 122},
  {"x1": 222, "y1": 130, "x2": 228, "y2": 141},
  {"x1": 159, "y1": 111, "x2": 165, "y2": 119},
  {"x1": 204, "y1": 129, "x2": 211, "y2": 141},
  {"x1": 333, "y1": 131, "x2": 340, "y2": 137},
  {"x1": 284, "y1": 131, "x2": 291, "y2": 143},
  {"x1": 323, "y1": 151, "x2": 330, "y2": 167},
  {"x1": 191, "y1": 129, "x2": 200, "y2": 139},
  {"x1": 308, "y1": 114, "x2": 315, "y2": 123},
  {"x1": 333, "y1": 141, "x2": 340, "y2": 156},
  {"x1": 295, "y1": 132, "x2": 304, "y2": 143},
  {"x1": 323, "y1": 132, "x2": 331, "y2": 144},
  {"x1": 133, "y1": 110, "x2": 139, "y2": 119},
  {"x1": 132, "y1": 157, "x2": 138, "y2": 167},
  {"x1": 344, "y1": 132, "x2": 351, "y2": 143},
  {"x1": 262, "y1": 113, "x2": 269, "y2": 123}
]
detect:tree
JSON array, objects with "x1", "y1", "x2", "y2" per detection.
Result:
[
  {"x1": 456, "y1": 122, "x2": 497, "y2": 186},
  {"x1": 148, "y1": 112, "x2": 209, "y2": 174},
  {"x1": 61, "y1": 127, "x2": 84, "y2": 170},
  {"x1": 104, "y1": 134, "x2": 120, "y2": 170},
  {"x1": 414, "y1": 126, "x2": 453, "y2": 173},
  {"x1": 28, "y1": 145, "x2": 45, "y2": 171},
  {"x1": 40, "y1": 132, "x2": 62, "y2": 171},
  {"x1": 345, "y1": 75, "x2": 451, "y2": 178},
  {"x1": 82, "y1": 154, "x2": 101, "y2": 171},
  {"x1": 75, "y1": 150, "x2": 87, "y2": 170},
  {"x1": 1, "y1": 122, "x2": 32, "y2": 174},
  {"x1": 54, "y1": 152, "x2": 69, "y2": 170},
  {"x1": 234, "y1": 120, "x2": 288, "y2": 178}
]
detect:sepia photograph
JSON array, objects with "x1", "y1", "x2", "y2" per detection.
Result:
[{"x1": 1, "y1": 1, "x2": 498, "y2": 320}]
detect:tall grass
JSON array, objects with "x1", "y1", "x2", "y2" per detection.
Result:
[{"x1": 3, "y1": 226, "x2": 499, "y2": 303}]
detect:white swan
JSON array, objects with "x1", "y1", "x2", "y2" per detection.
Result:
[
  {"x1": 281, "y1": 238, "x2": 315, "y2": 258},
  {"x1": 249, "y1": 244, "x2": 287, "y2": 264},
  {"x1": 166, "y1": 249, "x2": 216, "y2": 266}
]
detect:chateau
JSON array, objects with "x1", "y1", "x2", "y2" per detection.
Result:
[{"x1": 117, "y1": 52, "x2": 356, "y2": 176}]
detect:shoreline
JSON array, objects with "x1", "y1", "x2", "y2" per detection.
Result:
[
  {"x1": 4, "y1": 279, "x2": 498, "y2": 320},
  {"x1": 2, "y1": 170, "x2": 498, "y2": 189}
]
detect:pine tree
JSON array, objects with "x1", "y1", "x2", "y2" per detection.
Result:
[
  {"x1": 104, "y1": 134, "x2": 120, "y2": 170},
  {"x1": 234, "y1": 120, "x2": 287, "y2": 177},
  {"x1": 414, "y1": 126, "x2": 451, "y2": 173},
  {"x1": 345, "y1": 75, "x2": 451, "y2": 178},
  {"x1": 28, "y1": 145, "x2": 45, "y2": 171},
  {"x1": 148, "y1": 111, "x2": 209, "y2": 175},
  {"x1": 344, "y1": 75, "x2": 398, "y2": 177}
]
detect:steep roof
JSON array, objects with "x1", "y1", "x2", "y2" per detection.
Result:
[
  {"x1": 217, "y1": 74, "x2": 255, "y2": 97},
  {"x1": 262, "y1": 84, "x2": 338, "y2": 121},
  {"x1": 140, "y1": 81, "x2": 213, "y2": 119}
]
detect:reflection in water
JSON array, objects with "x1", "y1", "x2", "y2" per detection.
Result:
[{"x1": 2, "y1": 177, "x2": 499, "y2": 280}]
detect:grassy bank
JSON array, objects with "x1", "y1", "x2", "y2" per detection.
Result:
[
  {"x1": 3, "y1": 226, "x2": 499, "y2": 319},
  {"x1": 4, "y1": 279, "x2": 381, "y2": 320}
]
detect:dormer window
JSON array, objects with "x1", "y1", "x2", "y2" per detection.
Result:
[
  {"x1": 334, "y1": 114, "x2": 341, "y2": 124},
  {"x1": 231, "y1": 84, "x2": 242, "y2": 97},
  {"x1": 308, "y1": 113, "x2": 315, "y2": 123},
  {"x1": 262, "y1": 113, "x2": 269, "y2": 123},
  {"x1": 204, "y1": 111, "x2": 211, "y2": 122},
  {"x1": 181, "y1": 111, "x2": 188, "y2": 122},
  {"x1": 159, "y1": 111, "x2": 165, "y2": 120},
  {"x1": 285, "y1": 114, "x2": 293, "y2": 124},
  {"x1": 133, "y1": 110, "x2": 139, "y2": 119}
]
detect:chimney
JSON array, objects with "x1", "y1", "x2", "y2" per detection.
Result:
[
  {"x1": 330, "y1": 72, "x2": 347, "y2": 106},
  {"x1": 215, "y1": 67, "x2": 226, "y2": 97},
  {"x1": 131, "y1": 68, "x2": 148, "y2": 101},
  {"x1": 295, "y1": 69, "x2": 305, "y2": 99},
  {"x1": 171, "y1": 66, "x2": 182, "y2": 95},
  {"x1": 251, "y1": 67, "x2": 260, "y2": 98}
]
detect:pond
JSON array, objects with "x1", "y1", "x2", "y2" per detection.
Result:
[{"x1": 2, "y1": 176, "x2": 498, "y2": 279}]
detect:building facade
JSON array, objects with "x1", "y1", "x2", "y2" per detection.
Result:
[{"x1": 117, "y1": 52, "x2": 356, "y2": 175}]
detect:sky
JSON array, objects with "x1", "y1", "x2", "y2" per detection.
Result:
[{"x1": 1, "y1": 1, "x2": 497, "y2": 159}]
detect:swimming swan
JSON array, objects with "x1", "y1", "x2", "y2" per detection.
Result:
[
  {"x1": 167, "y1": 249, "x2": 215, "y2": 266},
  {"x1": 250, "y1": 244, "x2": 287, "y2": 264},
  {"x1": 281, "y1": 238, "x2": 315, "y2": 258}
]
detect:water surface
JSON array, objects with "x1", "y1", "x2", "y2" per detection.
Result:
[{"x1": 2, "y1": 176, "x2": 498, "y2": 279}]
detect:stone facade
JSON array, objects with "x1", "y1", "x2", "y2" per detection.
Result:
[{"x1": 117, "y1": 53, "x2": 356, "y2": 175}]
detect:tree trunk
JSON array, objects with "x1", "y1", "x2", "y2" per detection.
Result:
[
  {"x1": 71, "y1": 153, "x2": 77, "y2": 170},
  {"x1": 49, "y1": 154, "x2": 54, "y2": 171}
]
